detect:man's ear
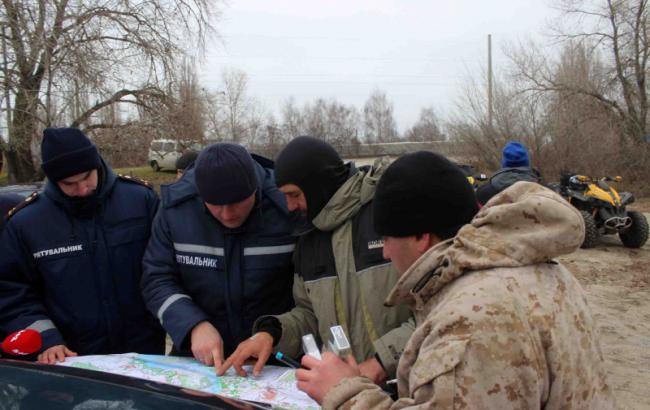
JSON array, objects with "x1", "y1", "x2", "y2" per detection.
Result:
[{"x1": 415, "y1": 233, "x2": 440, "y2": 253}]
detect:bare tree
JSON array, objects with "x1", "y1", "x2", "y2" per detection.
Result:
[
  {"x1": 404, "y1": 107, "x2": 445, "y2": 141},
  {"x1": 280, "y1": 97, "x2": 304, "y2": 140},
  {"x1": 363, "y1": 89, "x2": 398, "y2": 142},
  {"x1": 511, "y1": 0, "x2": 650, "y2": 147},
  {"x1": 172, "y1": 60, "x2": 207, "y2": 142},
  {"x1": 220, "y1": 68, "x2": 252, "y2": 143},
  {"x1": 0, "y1": 0, "x2": 218, "y2": 182},
  {"x1": 282, "y1": 98, "x2": 360, "y2": 149},
  {"x1": 447, "y1": 67, "x2": 551, "y2": 172}
]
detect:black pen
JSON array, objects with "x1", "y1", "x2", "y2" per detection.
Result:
[{"x1": 275, "y1": 351, "x2": 301, "y2": 369}]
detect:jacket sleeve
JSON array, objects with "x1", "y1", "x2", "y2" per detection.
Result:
[
  {"x1": 323, "y1": 336, "x2": 471, "y2": 410},
  {"x1": 0, "y1": 223, "x2": 65, "y2": 352},
  {"x1": 324, "y1": 306, "x2": 546, "y2": 409},
  {"x1": 140, "y1": 208, "x2": 209, "y2": 349},
  {"x1": 146, "y1": 188, "x2": 160, "y2": 222},
  {"x1": 372, "y1": 316, "x2": 415, "y2": 377},
  {"x1": 254, "y1": 274, "x2": 319, "y2": 357}
]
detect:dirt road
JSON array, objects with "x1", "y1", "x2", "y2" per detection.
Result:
[{"x1": 557, "y1": 201, "x2": 650, "y2": 409}]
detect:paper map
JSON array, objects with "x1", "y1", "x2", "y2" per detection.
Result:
[{"x1": 58, "y1": 353, "x2": 319, "y2": 410}]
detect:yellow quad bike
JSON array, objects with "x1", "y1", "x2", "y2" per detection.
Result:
[
  {"x1": 557, "y1": 174, "x2": 648, "y2": 248},
  {"x1": 456, "y1": 164, "x2": 488, "y2": 189}
]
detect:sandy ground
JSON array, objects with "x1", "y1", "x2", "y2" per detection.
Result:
[{"x1": 557, "y1": 200, "x2": 650, "y2": 409}]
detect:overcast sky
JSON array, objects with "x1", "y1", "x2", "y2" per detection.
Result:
[{"x1": 198, "y1": 0, "x2": 555, "y2": 131}]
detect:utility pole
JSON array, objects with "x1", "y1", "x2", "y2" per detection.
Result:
[{"x1": 487, "y1": 34, "x2": 493, "y2": 130}]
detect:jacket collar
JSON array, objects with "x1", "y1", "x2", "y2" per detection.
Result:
[{"x1": 312, "y1": 157, "x2": 390, "y2": 232}]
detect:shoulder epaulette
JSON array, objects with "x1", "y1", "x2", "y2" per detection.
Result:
[
  {"x1": 117, "y1": 174, "x2": 153, "y2": 190},
  {"x1": 5, "y1": 192, "x2": 39, "y2": 221}
]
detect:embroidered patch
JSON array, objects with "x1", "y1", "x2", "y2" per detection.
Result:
[
  {"x1": 175, "y1": 254, "x2": 218, "y2": 268},
  {"x1": 368, "y1": 239, "x2": 384, "y2": 250},
  {"x1": 33, "y1": 244, "x2": 83, "y2": 259}
]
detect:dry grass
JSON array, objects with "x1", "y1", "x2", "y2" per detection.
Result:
[{"x1": 114, "y1": 166, "x2": 177, "y2": 193}]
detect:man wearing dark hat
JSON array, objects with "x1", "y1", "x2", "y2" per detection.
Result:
[
  {"x1": 294, "y1": 151, "x2": 614, "y2": 409},
  {"x1": 0, "y1": 128, "x2": 164, "y2": 363},
  {"x1": 141, "y1": 143, "x2": 295, "y2": 371},
  {"x1": 221, "y1": 136, "x2": 413, "y2": 383},
  {"x1": 175, "y1": 150, "x2": 199, "y2": 181},
  {"x1": 476, "y1": 140, "x2": 542, "y2": 205}
]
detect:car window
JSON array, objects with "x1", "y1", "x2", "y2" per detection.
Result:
[
  {"x1": 151, "y1": 141, "x2": 163, "y2": 151},
  {"x1": 163, "y1": 142, "x2": 176, "y2": 152}
]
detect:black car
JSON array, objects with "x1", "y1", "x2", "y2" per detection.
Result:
[
  {"x1": 0, "y1": 359, "x2": 270, "y2": 409},
  {"x1": 0, "y1": 182, "x2": 44, "y2": 198}
]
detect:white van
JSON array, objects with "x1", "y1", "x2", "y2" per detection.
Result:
[{"x1": 148, "y1": 139, "x2": 202, "y2": 171}]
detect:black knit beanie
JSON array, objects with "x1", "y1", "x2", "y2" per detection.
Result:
[
  {"x1": 194, "y1": 143, "x2": 257, "y2": 205},
  {"x1": 41, "y1": 128, "x2": 101, "y2": 182},
  {"x1": 373, "y1": 151, "x2": 479, "y2": 239},
  {"x1": 176, "y1": 150, "x2": 199, "y2": 171},
  {"x1": 275, "y1": 136, "x2": 349, "y2": 221}
]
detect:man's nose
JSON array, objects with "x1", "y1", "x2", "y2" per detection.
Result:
[{"x1": 222, "y1": 205, "x2": 236, "y2": 218}]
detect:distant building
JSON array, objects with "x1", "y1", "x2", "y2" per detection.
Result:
[
  {"x1": 249, "y1": 140, "x2": 465, "y2": 166},
  {"x1": 337, "y1": 141, "x2": 463, "y2": 166}
]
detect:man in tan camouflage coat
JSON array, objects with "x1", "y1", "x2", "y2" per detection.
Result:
[{"x1": 296, "y1": 151, "x2": 614, "y2": 409}]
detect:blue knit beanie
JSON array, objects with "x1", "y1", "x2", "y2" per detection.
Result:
[
  {"x1": 41, "y1": 128, "x2": 101, "y2": 182},
  {"x1": 501, "y1": 141, "x2": 529, "y2": 168},
  {"x1": 194, "y1": 143, "x2": 257, "y2": 205}
]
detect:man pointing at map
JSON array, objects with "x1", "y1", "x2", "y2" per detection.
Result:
[{"x1": 141, "y1": 143, "x2": 295, "y2": 370}]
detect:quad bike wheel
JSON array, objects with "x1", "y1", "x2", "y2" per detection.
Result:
[
  {"x1": 619, "y1": 211, "x2": 649, "y2": 248},
  {"x1": 580, "y1": 210, "x2": 599, "y2": 249}
]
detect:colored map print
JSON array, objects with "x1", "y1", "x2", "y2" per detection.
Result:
[{"x1": 58, "y1": 353, "x2": 319, "y2": 410}]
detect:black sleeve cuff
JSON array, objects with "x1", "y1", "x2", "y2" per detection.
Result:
[
  {"x1": 254, "y1": 317, "x2": 282, "y2": 346},
  {"x1": 374, "y1": 352, "x2": 386, "y2": 371}
]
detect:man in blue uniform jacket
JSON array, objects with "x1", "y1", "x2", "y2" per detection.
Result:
[
  {"x1": 141, "y1": 143, "x2": 295, "y2": 371},
  {"x1": 0, "y1": 128, "x2": 165, "y2": 363}
]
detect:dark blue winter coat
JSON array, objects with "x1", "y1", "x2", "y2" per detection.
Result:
[
  {"x1": 141, "y1": 159, "x2": 295, "y2": 357},
  {"x1": 0, "y1": 160, "x2": 165, "y2": 355}
]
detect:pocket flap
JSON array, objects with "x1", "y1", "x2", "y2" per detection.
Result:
[{"x1": 409, "y1": 337, "x2": 469, "y2": 392}]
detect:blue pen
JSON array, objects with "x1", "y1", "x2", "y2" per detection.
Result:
[{"x1": 275, "y1": 351, "x2": 301, "y2": 369}]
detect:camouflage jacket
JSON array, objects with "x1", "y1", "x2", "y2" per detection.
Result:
[{"x1": 323, "y1": 182, "x2": 615, "y2": 410}]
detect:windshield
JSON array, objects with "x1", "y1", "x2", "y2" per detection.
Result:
[{"x1": 0, "y1": 362, "x2": 238, "y2": 410}]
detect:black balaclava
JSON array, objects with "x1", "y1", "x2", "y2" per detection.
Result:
[{"x1": 275, "y1": 136, "x2": 349, "y2": 221}]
